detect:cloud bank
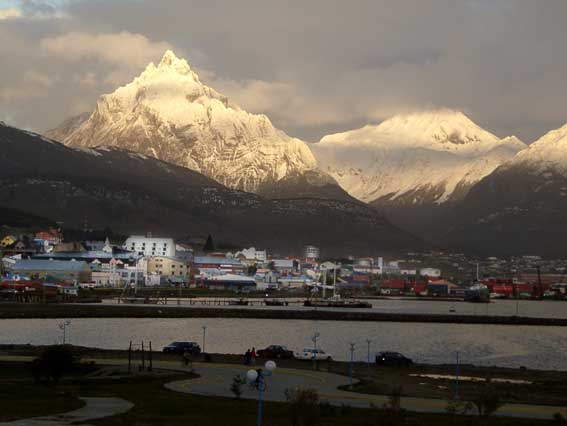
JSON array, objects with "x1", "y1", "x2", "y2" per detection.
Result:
[{"x1": 1, "y1": 0, "x2": 567, "y2": 142}]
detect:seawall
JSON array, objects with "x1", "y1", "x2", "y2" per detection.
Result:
[{"x1": 1, "y1": 303, "x2": 566, "y2": 326}]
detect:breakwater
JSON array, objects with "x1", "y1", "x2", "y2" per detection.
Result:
[{"x1": 1, "y1": 303, "x2": 567, "y2": 326}]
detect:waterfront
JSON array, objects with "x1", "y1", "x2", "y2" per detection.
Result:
[
  {"x1": 110, "y1": 297, "x2": 567, "y2": 319},
  {"x1": 1, "y1": 317, "x2": 566, "y2": 370}
]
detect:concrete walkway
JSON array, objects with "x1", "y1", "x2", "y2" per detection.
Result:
[{"x1": 0, "y1": 397, "x2": 133, "y2": 426}]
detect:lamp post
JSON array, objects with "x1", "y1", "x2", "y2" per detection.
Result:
[
  {"x1": 455, "y1": 351, "x2": 460, "y2": 399},
  {"x1": 202, "y1": 325, "x2": 207, "y2": 353},
  {"x1": 366, "y1": 339, "x2": 372, "y2": 371},
  {"x1": 311, "y1": 332, "x2": 320, "y2": 370},
  {"x1": 247, "y1": 360, "x2": 276, "y2": 426},
  {"x1": 348, "y1": 342, "x2": 355, "y2": 388},
  {"x1": 59, "y1": 320, "x2": 71, "y2": 344}
]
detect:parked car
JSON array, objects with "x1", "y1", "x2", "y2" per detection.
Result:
[
  {"x1": 294, "y1": 348, "x2": 333, "y2": 361},
  {"x1": 375, "y1": 351, "x2": 413, "y2": 367},
  {"x1": 162, "y1": 341, "x2": 201, "y2": 355},
  {"x1": 257, "y1": 345, "x2": 294, "y2": 359}
]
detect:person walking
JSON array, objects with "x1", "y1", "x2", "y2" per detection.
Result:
[
  {"x1": 251, "y1": 347, "x2": 257, "y2": 365},
  {"x1": 182, "y1": 348, "x2": 192, "y2": 369},
  {"x1": 244, "y1": 349, "x2": 251, "y2": 365}
]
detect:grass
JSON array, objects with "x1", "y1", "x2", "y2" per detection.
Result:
[
  {"x1": 0, "y1": 363, "x2": 84, "y2": 421},
  {"x1": 339, "y1": 363, "x2": 567, "y2": 407}
]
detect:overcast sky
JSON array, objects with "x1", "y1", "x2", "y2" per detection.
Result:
[{"x1": 1, "y1": 0, "x2": 566, "y2": 142}]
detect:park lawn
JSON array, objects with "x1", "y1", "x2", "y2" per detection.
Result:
[
  {"x1": 69, "y1": 375, "x2": 554, "y2": 426},
  {"x1": 338, "y1": 363, "x2": 567, "y2": 407},
  {"x1": 0, "y1": 364, "x2": 85, "y2": 421}
]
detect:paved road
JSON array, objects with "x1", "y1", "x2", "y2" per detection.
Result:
[
  {"x1": 1, "y1": 356, "x2": 566, "y2": 420},
  {"x1": 0, "y1": 397, "x2": 133, "y2": 426}
]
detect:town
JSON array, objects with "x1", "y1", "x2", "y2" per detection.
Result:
[{"x1": 2, "y1": 227, "x2": 566, "y2": 304}]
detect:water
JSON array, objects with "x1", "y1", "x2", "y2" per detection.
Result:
[{"x1": 1, "y1": 317, "x2": 566, "y2": 370}]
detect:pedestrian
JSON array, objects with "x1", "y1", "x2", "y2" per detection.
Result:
[
  {"x1": 251, "y1": 347, "x2": 257, "y2": 365},
  {"x1": 183, "y1": 348, "x2": 192, "y2": 367},
  {"x1": 244, "y1": 349, "x2": 251, "y2": 365}
]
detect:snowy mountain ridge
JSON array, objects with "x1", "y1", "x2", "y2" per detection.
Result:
[
  {"x1": 503, "y1": 121, "x2": 567, "y2": 175},
  {"x1": 312, "y1": 110, "x2": 527, "y2": 204},
  {"x1": 48, "y1": 50, "x2": 317, "y2": 193}
]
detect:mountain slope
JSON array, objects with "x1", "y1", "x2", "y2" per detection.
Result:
[
  {"x1": 256, "y1": 169, "x2": 358, "y2": 203},
  {"x1": 46, "y1": 50, "x2": 317, "y2": 193},
  {"x1": 1, "y1": 122, "x2": 423, "y2": 256},
  {"x1": 442, "y1": 121, "x2": 567, "y2": 256}
]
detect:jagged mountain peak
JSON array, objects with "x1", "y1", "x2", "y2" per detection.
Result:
[
  {"x1": 159, "y1": 49, "x2": 189, "y2": 70},
  {"x1": 138, "y1": 49, "x2": 201, "y2": 83},
  {"x1": 46, "y1": 50, "x2": 317, "y2": 193}
]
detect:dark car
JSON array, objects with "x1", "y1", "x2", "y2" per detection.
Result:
[
  {"x1": 375, "y1": 351, "x2": 413, "y2": 367},
  {"x1": 162, "y1": 341, "x2": 201, "y2": 355},
  {"x1": 257, "y1": 345, "x2": 294, "y2": 359}
]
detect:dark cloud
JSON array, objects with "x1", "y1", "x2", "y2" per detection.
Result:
[{"x1": 1, "y1": 0, "x2": 567, "y2": 142}]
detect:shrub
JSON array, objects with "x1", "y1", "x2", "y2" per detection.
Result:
[
  {"x1": 369, "y1": 386, "x2": 407, "y2": 426},
  {"x1": 230, "y1": 374, "x2": 246, "y2": 400},
  {"x1": 31, "y1": 345, "x2": 80, "y2": 383},
  {"x1": 285, "y1": 387, "x2": 320, "y2": 426},
  {"x1": 446, "y1": 394, "x2": 473, "y2": 416},
  {"x1": 471, "y1": 380, "x2": 503, "y2": 418}
]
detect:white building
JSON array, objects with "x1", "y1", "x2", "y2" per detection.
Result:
[
  {"x1": 305, "y1": 245, "x2": 320, "y2": 260},
  {"x1": 123, "y1": 235, "x2": 175, "y2": 257},
  {"x1": 420, "y1": 268, "x2": 441, "y2": 278},
  {"x1": 234, "y1": 247, "x2": 267, "y2": 263}
]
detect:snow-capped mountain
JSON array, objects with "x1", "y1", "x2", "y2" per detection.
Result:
[
  {"x1": 312, "y1": 110, "x2": 527, "y2": 205},
  {"x1": 46, "y1": 50, "x2": 316, "y2": 193},
  {"x1": 1, "y1": 121, "x2": 424, "y2": 255},
  {"x1": 502, "y1": 121, "x2": 567, "y2": 174},
  {"x1": 442, "y1": 120, "x2": 567, "y2": 256}
]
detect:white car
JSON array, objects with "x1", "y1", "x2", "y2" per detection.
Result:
[{"x1": 294, "y1": 348, "x2": 333, "y2": 361}]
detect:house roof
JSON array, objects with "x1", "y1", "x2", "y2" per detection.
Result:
[
  {"x1": 13, "y1": 259, "x2": 90, "y2": 271},
  {"x1": 194, "y1": 256, "x2": 244, "y2": 266},
  {"x1": 33, "y1": 250, "x2": 139, "y2": 261}
]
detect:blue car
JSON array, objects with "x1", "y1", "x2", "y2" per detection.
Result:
[{"x1": 162, "y1": 341, "x2": 201, "y2": 355}]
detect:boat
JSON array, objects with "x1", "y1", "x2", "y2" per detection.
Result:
[
  {"x1": 304, "y1": 264, "x2": 373, "y2": 308},
  {"x1": 464, "y1": 283, "x2": 490, "y2": 303},
  {"x1": 304, "y1": 296, "x2": 371, "y2": 309},
  {"x1": 228, "y1": 298, "x2": 249, "y2": 306},
  {"x1": 264, "y1": 299, "x2": 289, "y2": 306}
]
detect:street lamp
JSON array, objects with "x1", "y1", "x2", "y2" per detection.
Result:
[
  {"x1": 311, "y1": 332, "x2": 320, "y2": 370},
  {"x1": 348, "y1": 342, "x2": 355, "y2": 387},
  {"x1": 247, "y1": 360, "x2": 277, "y2": 426},
  {"x1": 59, "y1": 320, "x2": 71, "y2": 344},
  {"x1": 202, "y1": 325, "x2": 207, "y2": 353}
]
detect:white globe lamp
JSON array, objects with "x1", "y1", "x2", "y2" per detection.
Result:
[
  {"x1": 265, "y1": 360, "x2": 276, "y2": 372},
  {"x1": 246, "y1": 369, "x2": 258, "y2": 382}
]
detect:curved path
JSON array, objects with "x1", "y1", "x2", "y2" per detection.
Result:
[
  {"x1": 0, "y1": 397, "x2": 133, "y2": 426},
  {"x1": 167, "y1": 363, "x2": 567, "y2": 420}
]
